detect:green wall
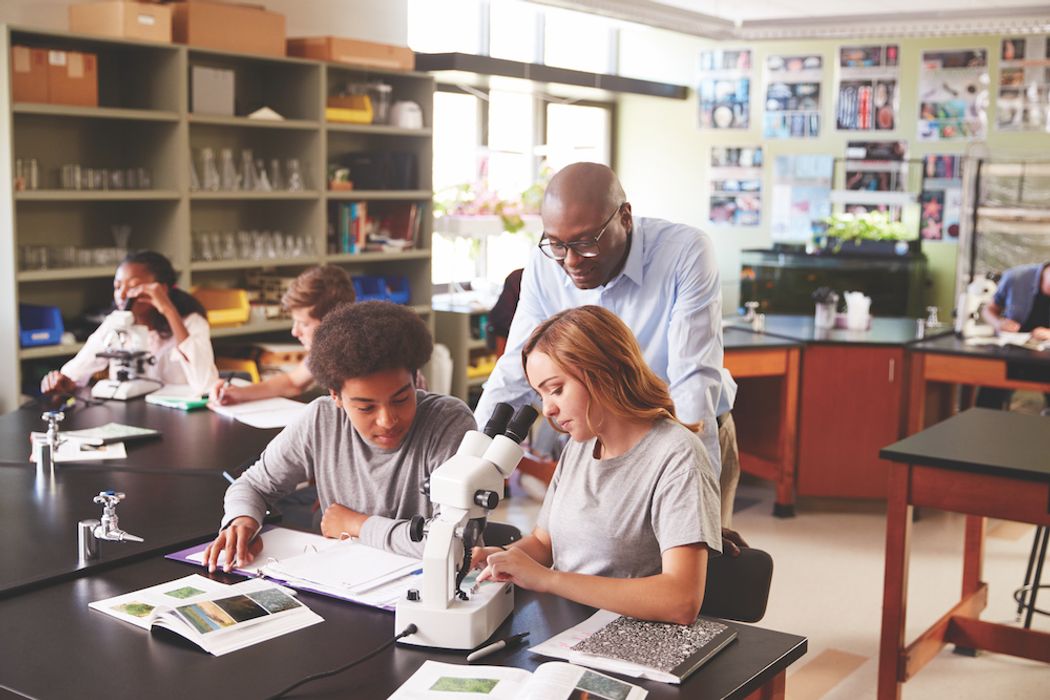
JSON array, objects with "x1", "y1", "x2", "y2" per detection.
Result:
[{"x1": 615, "y1": 29, "x2": 1049, "y2": 317}]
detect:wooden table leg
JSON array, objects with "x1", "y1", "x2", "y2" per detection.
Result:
[
  {"x1": 879, "y1": 462, "x2": 913, "y2": 700},
  {"x1": 743, "y1": 669, "x2": 786, "y2": 700},
  {"x1": 906, "y1": 353, "x2": 927, "y2": 436},
  {"x1": 774, "y1": 347, "x2": 800, "y2": 518}
]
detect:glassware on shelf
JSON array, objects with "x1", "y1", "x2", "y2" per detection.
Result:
[
  {"x1": 111, "y1": 224, "x2": 131, "y2": 260},
  {"x1": 221, "y1": 231, "x2": 237, "y2": 260},
  {"x1": 200, "y1": 148, "x2": 221, "y2": 192},
  {"x1": 269, "y1": 159, "x2": 284, "y2": 191},
  {"x1": 286, "y1": 158, "x2": 304, "y2": 191},
  {"x1": 255, "y1": 159, "x2": 272, "y2": 191},
  {"x1": 189, "y1": 158, "x2": 200, "y2": 192},
  {"x1": 240, "y1": 149, "x2": 257, "y2": 191},
  {"x1": 220, "y1": 148, "x2": 238, "y2": 191},
  {"x1": 61, "y1": 164, "x2": 81, "y2": 190}
]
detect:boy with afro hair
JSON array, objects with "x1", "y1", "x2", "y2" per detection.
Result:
[{"x1": 205, "y1": 301, "x2": 476, "y2": 568}]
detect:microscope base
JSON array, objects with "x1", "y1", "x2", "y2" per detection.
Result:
[
  {"x1": 395, "y1": 581, "x2": 514, "y2": 650},
  {"x1": 91, "y1": 379, "x2": 159, "y2": 401}
]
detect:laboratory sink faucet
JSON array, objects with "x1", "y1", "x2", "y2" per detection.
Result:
[{"x1": 79, "y1": 491, "x2": 144, "y2": 561}]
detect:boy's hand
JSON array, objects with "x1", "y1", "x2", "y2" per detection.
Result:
[
  {"x1": 320, "y1": 503, "x2": 368, "y2": 539},
  {"x1": 997, "y1": 318, "x2": 1021, "y2": 333},
  {"x1": 41, "y1": 371, "x2": 76, "y2": 395},
  {"x1": 203, "y1": 516, "x2": 262, "y2": 572}
]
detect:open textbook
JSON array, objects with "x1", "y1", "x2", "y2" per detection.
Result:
[
  {"x1": 89, "y1": 574, "x2": 322, "y2": 656},
  {"x1": 389, "y1": 660, "x2": 647, "y2": 700},
  {"x1": 530, "y1": 610, "x2": 737, "y2": 685},
  {"x1": 210, "y1": 397, "x2": 308, "y2": 429},
  {"x1": 168, "y1": 526, "x2": 423, "y2": 611}
]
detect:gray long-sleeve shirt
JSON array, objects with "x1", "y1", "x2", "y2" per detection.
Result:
[{"x1": 221, "y1": 390, "x2": 476, "y2": 557}]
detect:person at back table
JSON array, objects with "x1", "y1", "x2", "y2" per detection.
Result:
[
  {"x1": 473, "y1": 162, "x2": 742, "y2": 530},
  {"x1": 210, "y1": 265, "x2": 355, "y2": 405},
  {"x1": 977, "y1": 261, "x2": 1050, "y2": 412},
  {"x1": 204, "y1": 301, "x2": 476, "y2": 571},
  {"x1": 40, "y1": 250, "x2": 217, "y2": 397}
]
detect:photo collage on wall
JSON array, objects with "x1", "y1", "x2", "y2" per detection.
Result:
[
  {"x1": 771, "y1": 155, "x2": 834, "y2": 243},
  {"x1": 919, "y1": 155, "x2": 964, "y2": 240},
  {"x1": 709, "y1": 146, "x2": 763, "y2": 226},
  {"x1": 764, "y1": 54, "x2": 823, "y2": 138},
  {"x1": 836, "y1": 44, "x2": 899, "y2": 131},
  {"x1": 698, "y1": 49, "x2": 752, "y2": 129},
  {"x1": 840, "y1": 141, "x2": 909, "y2": 220},
  {"x1": 917, "y1": 49, "x2": 988, "y2": 141},
  {"x1": 997, "y1": 36, "x2": 1050, "y2": 132}
]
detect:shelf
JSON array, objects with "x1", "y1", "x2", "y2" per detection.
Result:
[
  {"x1": 191, "y1": 257, "x2": 321, "y2": 271},
  {"x1": 190, "y1": 191, "x2": 320, "y2": 201},
  {"x1": 15, "y1": 190, "x2": 180, "y2": 202},
  {"x1": 325, "y1": 190, "x2": 432, "y2": 201},
  {"x1": 325, "y1": 250, "x2": 432, "y2": 263},
  {"x1": 19, "y1": 343, "x2": 84, "y2": 360},
  {"x1": 189, "y1": 114, "x2": 321, "y2": 130},
  {"x1": 976, "y1": 206, "x2": 1050, "y2": 223},
  {"x1": 209, "y1": 319, "x2": 293, "y2": 338},
  {"x1": 326, "y1": 123, "x2": 432, "y2": 137},
  {"x1": 13, "y1": 104, "x2": 180, "y2": 122},
  {"x1": 18, "y1": 266, "x2": 116, "y2": 282}
]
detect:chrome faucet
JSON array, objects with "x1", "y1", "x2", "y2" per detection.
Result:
[
  {"x1": 79, "y1": 491, "x2": 144, "y2": 561},
  {"x1": 742, "y1": 301, "x2": 760, "y2": 322},
  {"x1": 33, "y1": 410, "x2": 65, "y2": 472}
]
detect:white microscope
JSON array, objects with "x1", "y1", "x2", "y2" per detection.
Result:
[
  {"x1": 955, "y1": 274, "x2": 998, "y2": 338},
  {"x1": 396, "y1": 403, "x2": 538, "y2": 650},
  {"x1": 90, "y1": 309, "x2": 158, "y2": 400}
]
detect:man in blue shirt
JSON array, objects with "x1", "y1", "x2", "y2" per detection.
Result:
[
  {"x1": 475, "y1": 162, "x2": 740, "y2": 526},
  {"x1": 976, "y1": 262, "x2": 1050, "y2": 411}
]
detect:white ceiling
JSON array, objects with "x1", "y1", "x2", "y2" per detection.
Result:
[{"x1": 656, "y1": 0, "x2": 1050, "y2": 24}]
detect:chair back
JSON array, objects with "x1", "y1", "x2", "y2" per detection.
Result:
[
  {"x1": 700, "y1": 547, "x2": 773, "y2": 623},
  {"x1": 483, "y1": 521, "x2": 523, "y2": 548}
]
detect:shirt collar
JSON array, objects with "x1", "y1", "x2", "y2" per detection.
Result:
[{"x1": 555, "y1": 215, "x2": 645, "y2": 292}]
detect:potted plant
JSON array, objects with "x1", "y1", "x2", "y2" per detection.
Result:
[{"x1": 820, "y1": 211, "x2": 918, "y2": 256}]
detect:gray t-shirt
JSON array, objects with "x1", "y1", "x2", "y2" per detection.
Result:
[
  {"x1": 537, "y1": 418, "x2": 721, "y2": 579},
  {"x1": 222, "y1": 390, "x2": 476, "y2": 557}
]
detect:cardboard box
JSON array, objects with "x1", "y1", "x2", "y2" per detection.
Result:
[
  {"x1": 11, "y1": 46, "x2": 49, "y2": 103},
  {"x1": 47, "y1": 50, "x2": 99, "y2": 107},
  {"x1": 172, "y1": 1, "x2": 285, "y2": 57},
  {"x1": 191, "y1": 65, "x2": 234, "y2": 115},
  {"x1": 287, "y1": 36, "x2": 414, "y2": 71},
  {"x1": 69, "y1": 2, "x2": 172, "y2": 43}
]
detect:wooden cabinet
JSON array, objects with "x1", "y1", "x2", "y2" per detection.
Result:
[
  {"x1": 434, "y1": 308, "x2": 494, "y2": 405},
  {"x1": 797, "y1": 345, "x2": 905, "y2": 499}
]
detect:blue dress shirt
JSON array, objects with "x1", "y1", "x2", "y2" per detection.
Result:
[{"x1": 473, "y1": 216, "x2": 735, "y2": 475}]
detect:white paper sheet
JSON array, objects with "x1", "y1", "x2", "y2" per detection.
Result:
[{"x1": 209, "y1": 397, "x2": 308, "y2": 429}]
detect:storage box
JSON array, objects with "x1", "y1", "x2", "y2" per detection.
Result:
[
  {"x1": 19, "y1": 304, "x2": 65, "y2": 348},
  {"x1": 172, "y1": 1, "x2": 285, "y2": 57},
  {"x1": 47, "y1": 50, "x2": 98, "y2": 107},
  {"x1": 190, "y1": 65, "x2": 234, "y2": 115},
  {"x1": 191, "y1": 287, "x2": 250, "y2": 327},
  {"x1": 11, "y1": 46, "x2": 49, "y2": 103},
  {"x1": 288, "y1": 36, "x2": 414, "y2": 71},
  {"x1": 69, "y1": 1, "x2": 173, "y2": 43}
]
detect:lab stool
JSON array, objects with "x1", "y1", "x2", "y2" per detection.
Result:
[{"x1": 1013, "y1": 526, "x2": 1049, "y2": 629}]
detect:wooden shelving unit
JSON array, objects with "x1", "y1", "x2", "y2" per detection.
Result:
[
  {"x1": 0, "y1": 26, "x2": 435, "y2": 409},
  {"x1": 434, "y1": 307, "x2": 496, "y2": 403}
]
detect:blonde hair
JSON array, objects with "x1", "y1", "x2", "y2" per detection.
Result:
[{"x1": 522, "y1": 306, "x2": 699, "y2": 434}]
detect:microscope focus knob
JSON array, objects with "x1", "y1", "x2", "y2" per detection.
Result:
[
  {"x1": 408, "y1": 514, "x2": 426, "y2": 542},
  {"x1": 474, "y1": 490, "x2": 499, "y2": 510}
]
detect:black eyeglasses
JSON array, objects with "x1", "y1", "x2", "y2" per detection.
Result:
[{"x1": 538, "y1": 203, "x2": 624, "y2": 261}]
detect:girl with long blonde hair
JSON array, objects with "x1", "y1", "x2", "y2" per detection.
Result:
[{"x1": 476, "y1": 306, "x2": 721, "y2": 624}]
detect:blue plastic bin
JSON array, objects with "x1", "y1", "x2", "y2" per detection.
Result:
[
  {"x1": 19, "y1": 303, "x2": 64, "y2": 347},
  {"x1": 384, "y1": 275, "x2": 411, "y2": 305},
  {"x1": 352, "y1": 275, "x2": 388, "y2": 302}
]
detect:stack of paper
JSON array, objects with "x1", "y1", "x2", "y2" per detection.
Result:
[
  {"x1": 145, "y1": 385, "x2": 209, "y2": 411},
  {"x1": 210, "y1": 397, "x2": 308, "y2": 429}
]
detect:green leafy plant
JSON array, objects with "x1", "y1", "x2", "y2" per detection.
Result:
[
  {"x1": 433, "y1": 164, "x2": 552, "y2": 234},
  {"x1": 822, "y1": 211, "x2": 912, "y2": 253}
]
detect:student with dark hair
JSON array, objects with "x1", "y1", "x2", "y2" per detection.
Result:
[
  {"x1": 474, "y1": 306, "x2": 721, "y2": 624},
  {"x1": 210, "y1": 265, "x2": 356, "y2": 405},
  {"x1": 204, "y1": 301, "x2": 476, "y2": 569},
  {"x1": 40, "y1": 250, "x2": 217, "y2": 396}
]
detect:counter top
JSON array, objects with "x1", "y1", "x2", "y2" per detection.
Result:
[
  {"x1": 909, "y1": 333, "x2": 1050, "y2": 365},
  {"x1": 724, "y1": 325, "x2": 802, "y2": 350},
  {"x1": 726, "y1": 314, "x2": 940, "y2": 346}
]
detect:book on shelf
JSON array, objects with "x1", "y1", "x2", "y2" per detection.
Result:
[
  {"x1": 168, "y1": 526, "x2": 424, "y2": 611},
  {"x1": 530, "y1": 609, "x2": 738, "y2": 684},
  {"x1": 388, "y1": 660, "x2": 648, "y2": 700},
  {"x1": 89, "y1": 574, "x2": 322, "y2": 656}
]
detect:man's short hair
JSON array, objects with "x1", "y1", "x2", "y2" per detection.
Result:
[
  {"x1": 281, "y1": 265, "x2": 355, "y2": 319},
  {"x1": 308, "y1": 301, "x2": 433, "y2": 392}
]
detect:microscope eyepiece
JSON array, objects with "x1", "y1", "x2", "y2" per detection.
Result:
[
  {"x1": 503, "y1": 405, "x2": 539, "y2": 444},
  {"x1": 482, "y1": 402, "x2": 514, "y2": 438}
]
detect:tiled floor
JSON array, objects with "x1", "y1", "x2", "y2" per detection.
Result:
[{"x1": 493, "y1": 475, "x2": 1050, "y2": 699}]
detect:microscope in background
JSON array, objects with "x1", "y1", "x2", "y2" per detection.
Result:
[
  {"x1": 90, "y1": 309, "x2": 158, "y2": 400},
  {"x1": 396, "y1": 402, "x2": 538, "y2": 650},
  {"x1": 955, "y1": 274, "x2": 998, "y2": 339}
]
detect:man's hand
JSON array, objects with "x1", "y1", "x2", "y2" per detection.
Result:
[
  {"x1": 320, "y1": 503, "x2": 368, "y2": 539},
  {"x1": 722, "y1": 527, "x2": 749, "y2": 558},
  {"x1": 476, "y1": 547, "x2": 554, "y2": 593},
  {"x1": 203, "y1": 516, "x2": 262, "y2": 573},
  {"x1": 997, "y1": 318, "x2": 1021, "y2": 333}
]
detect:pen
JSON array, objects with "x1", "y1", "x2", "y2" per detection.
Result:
[{"x1": 466, "y1": 632, "x2": 529, "y2": 663}]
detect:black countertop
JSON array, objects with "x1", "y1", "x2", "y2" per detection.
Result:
[
  {"x1": 908, "y1": 333, "x2": 1050, "y2": 366},
  {"x1": 0, "y1": 556, "x2": 807, "y2": 700},
  {"x1": 724, "y1": 325, "x2": 802, "y2": 350},
  {"x1": 880, "y1": 408, "x2": 1050, "y2": 483},
  {"x1": 726, "y1": 314, "x2": 937, "y2": 346}
]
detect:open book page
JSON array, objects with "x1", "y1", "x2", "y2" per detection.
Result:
[
  {"x1": 171, "y1": 526, "x2": 337, "y2": 577},
  {"x1": 29, "y1": 437, "x2": 127, "y2": 463},
  {"x1": 209, "y1": 397, "x2": 308, "y2": 429},
  {"x1": 264, "y1": 537, "x2": 421, "y2": 593},
  {"x1": 388, "y1": 660, "x2": 647, "y2": 699},
  {"x1": 90, "y1": 573, "x2": 322, "y2": 656},
  {"x1": 520, "y1": 662, "x2": 648, "y2": 700}
]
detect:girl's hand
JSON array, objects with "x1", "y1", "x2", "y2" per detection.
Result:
[
  {"x1": 470, "y1": 545, "x2": 504, "y2": 570},
  {"x1": 128, "y1": 281, "x2": 175, "y2": 315},
  {"x1": 476, "y1": 547, "x2": 554, "y2": 593}
]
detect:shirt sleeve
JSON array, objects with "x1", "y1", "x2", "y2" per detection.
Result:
[
  {"x1": 651, "y1": 445, "x2": 722, "y2": 556},
  {"x1": 473, "y1": 254, "x2": 548, "y2": 427},
  {"x1": 220, "y1": 404, "x2": 317, "y2": 529},
  {"x1": 171, "y1": 313, "x2": 219, "y2": 395},
  {"x1": 60, "y1": 321, "x2": 113, "y2": 386},
  {"x1": 664, "y1": 233, "x2": 725, "y2": 474},
  {"x1": 358, "y1": 398, "x2": 478, "y2": 557}
]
